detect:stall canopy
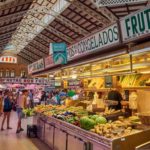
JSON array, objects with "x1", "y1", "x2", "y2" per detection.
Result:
[{"x1": 0, "y1": 0, "x2": 149, "y2": 64}]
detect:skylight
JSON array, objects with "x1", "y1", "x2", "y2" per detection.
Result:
[{"x1": 10, "y1": 0, "x2": 70, "y2": 53}]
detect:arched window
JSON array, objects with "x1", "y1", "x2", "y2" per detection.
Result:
[
  {"x1": 21, "y1": 70, "x2": 26, "y2": 77},
  {"x1": 6, "y1": 69, "x2": 10, "y2": 77},
  {"x1": 0, "y1": 70, "x2": 3, "y2": 77},
  {"x1": 11, "y1": 70, "x2": 15, "y2": 77}
]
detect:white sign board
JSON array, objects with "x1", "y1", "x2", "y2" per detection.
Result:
[
  {"x1": 120, "y1": 6, "x2": 150, "y2": 42},
  {"x1": 67, "y1": 23, "x2": 119, "y2": 60},
  {"x1": 28, "y1": 59, "x2": 44, "y2": 74}
]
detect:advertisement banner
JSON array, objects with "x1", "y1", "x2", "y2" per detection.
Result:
[
  {"x1": 0, "y1": 56, "x2": 17, "y2": 63},
  {"x1": 51, "y1": 43, "x2": 67, "y2": 64},
  {"x1": 120, "y1": 6, "x2": 150, "y2": 42},
  {"x1": 44, "y1": 55, "x2": 54, "y2": 69},
  {"x1": 67, "y1": 23, "x2": 119, "y2": 60},
  {"x1": 0, "y1": 78, "x2": 54, "y2": 85},
  {"x1": 28, "y1": 59, "x2": 44, "y2": 74}
]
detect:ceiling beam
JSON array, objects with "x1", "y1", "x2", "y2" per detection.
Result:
[
  {"x1": 21, "y1": 49, "x2": 40, "y2": 59},
  {"x1": 67, "y1": 7, "x2": 101, "y2": 29},
  {"x1": 0, "y1": 22, "x2": 19, "y2": 31},
  {"x1": 0, "y1": 35, "x2": 11, "y2": 40},
  {"x1": 44, "y1": 28, "x2": 70, "y2": 44},
  {"x1": 33, "y1": 39, "x2": 49, "y2": 49},
  {"x1": 0, "y1": 38, "x2": 10, "y2": 44},
  {"x1": 38, "y1": 33, "x2": 55, "y2": 43},
  {"x1": 72, "y1": 0, "x2": 117, "y2": 22},
  {"x1": 66, "y1": 0, "x2": 110, "y2": 24},
  {"x1": 31, "y1": 40, "x2": 48, "y2": 53},
  {"x1": 17, "y1": 54, "x2": 33, "y2": 63},
  {"x1": 0, "y1": 41, "x2": 8, "y2": 45},
  {"x1": 24, "y1": 47, "x2": 42, "y2": 58},
  {"x1": 54, "y1": 19, "x2": 81, "y2": 37},
  {"x1": 0, "y1": 0, "x2": 32, "y2": 10},
  {"x1": 25, "y1": 46, "x2": 46, "y2": 57},
  {"x1": 34, "y1": 38, "x2": 49, "y2": 47},
  {"x1": 34, "y1": 7, "x2": 89, "y2": 35},
  {"x1": 31, "y1": 17, "x2": 73, "y2": 43},
  {"x1": 20, "y1": 51, "x2": 37, "y2": 61},
  {"x1": 0, "y1": 30, "x2": 15, "y2": 38},
  {"x1": 0, "y1": 10, "x2": 27, "y2": 22},
  {"x1": 28, "y1": 44, "x2": 48, "y2": 55}
]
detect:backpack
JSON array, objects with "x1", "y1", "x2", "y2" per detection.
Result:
[{"x1": 4, "y1": 97, "x2": 12, "y2": 110}]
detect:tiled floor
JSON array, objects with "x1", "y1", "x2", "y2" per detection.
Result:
[{"x1": 0, "y1": 111, "x2": 50, "y2": 150}]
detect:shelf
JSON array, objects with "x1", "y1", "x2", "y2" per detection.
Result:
[
  {"x1": 83, "y1": 88, "x2": 112, "y2": 91},
  {"x1": 123, "y1": 86, "x2": 150, "y2": 90},
  {"x1": 83, "y1": 87, "x2": 150, "y2": 91}
]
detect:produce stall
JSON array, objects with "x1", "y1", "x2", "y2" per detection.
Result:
[{"x1": 33, "y1": 105, "x2": 150, "y2": 150}]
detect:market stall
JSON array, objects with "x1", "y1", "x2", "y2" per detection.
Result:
[
  {"x1": 26, "y1": 6, "x2": 150, "y2": 150},
  {"x1": 32, "y1": 105, "x2": 150, "y2": 150}
]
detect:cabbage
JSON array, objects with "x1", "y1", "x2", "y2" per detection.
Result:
[
  {"x1": 80, "y1": 116, "x2": 96, "y2": 130},
  {"x1": 95, "y1": 116, "x2": 107, "y2": 124}
]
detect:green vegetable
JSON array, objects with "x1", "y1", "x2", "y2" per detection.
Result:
[
  {"x1": 90, "y1": 115, "x2": 99, "y2": 120},
  {"x1": 95, "y1": 116, "x2": 107, "y2": 124},
  {"x1": 80, "y1": 116, "x2": 96, "y2": 130}
]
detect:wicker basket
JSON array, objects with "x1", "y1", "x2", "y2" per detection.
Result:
[{"x1": 139, "y1": 113, "x2": 150, "y2": 125}]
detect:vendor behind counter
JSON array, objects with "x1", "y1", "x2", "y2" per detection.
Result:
[{"x1": 107, "y1": 85, "x2": 123, "y2": 110}]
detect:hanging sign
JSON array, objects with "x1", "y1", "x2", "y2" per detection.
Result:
[
  {"x1": 51, "y1": 43, "x2": 67, "y2": 64},
  {"x1": 0, "y1": 56, "x2": 17, "y2": 63},
  {"x1": 68, "y1": 80, "x2": 81, "y2": 88},
  {"x1": 28, "y1": 59, "x2": 44, "y2": 74},
  {"x1": 44, "y1": 55, "x2": 55, "y2": 69},
  {"x1": 120, "y1": 6, "x2": 150, "y2": 42},
  {"x1": 0, "y1": 78, "x2": 54, "y2": 85},
  {"x1": 67, "y1": 23, "x2": 119, "y2": 60}
]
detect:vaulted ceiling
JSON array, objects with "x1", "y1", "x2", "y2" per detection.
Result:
[{"x1": 0, "y1": 0, "x2": 149, "y2": 64}]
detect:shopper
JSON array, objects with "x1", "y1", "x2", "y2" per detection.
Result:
[
  {"x1": 29, "y1": 90, "x2": 34, "y2": 108},
  {"x1": 0, "y1": 91, "x2": 3, "y2": 116},
  {"x1": 1, "y1": 90, "x2": 12, "y2": 131},
  {"x1": 55, "y1": 91, "x2": 61, "y2": 105},
  {"x1": 40, "y1": 91, "x2": 47, "y2": 105},
  {"x1": 16, "y1": 89, "x2": 28, "y2": 133}
]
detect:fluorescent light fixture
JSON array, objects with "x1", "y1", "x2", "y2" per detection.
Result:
[
  {"x1": 71, "y1": 74, "x2": 77, "y2": 79},
  {"x1": 140, "y1": 71, "x2": 150, "y2": 74},
  {"x1": 129, "y1": 47, "x2": 150, "y2": 55},
  {"x1": 49, "y1": 74, "x2": 54, "y2": 78}
]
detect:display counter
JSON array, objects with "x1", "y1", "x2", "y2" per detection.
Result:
[{"x1": 34, "y1": 113, "x2": 150, "y2": 150}]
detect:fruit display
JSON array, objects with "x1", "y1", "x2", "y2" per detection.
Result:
[
  {"x1": 34, "y1": 104, "x2": 143, "y2": 140},
  {"x1": 98, "y1": 108, "x2": 121, "y2": 116},
  {"x1": 23, "y1": 108, "x2": 34, "y2": 117},
  {"x1": 90, "y1": 120, "x2": 133, "y2": 139},
  {"x1": 80, "y1": 116, "x2": 96, "y2": 130},
  {"x1": 80, "y1": 115, "x2": 107, "y2": 130},
  {"x1": 34, "y1": 104, "x2": 66, "y2": 113},
  {"x1": 128, "y1": 116, "x2": 140, "y2": 123},
  {"x1": 53, "y1": 112, "x2": 80, "y2": 126}
]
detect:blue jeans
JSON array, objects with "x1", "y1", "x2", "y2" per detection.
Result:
[{"x1": 16, "y1": 107, "x2": 24, "y2": 119}]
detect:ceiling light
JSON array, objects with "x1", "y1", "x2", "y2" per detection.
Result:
[
  {"x1": 129, "y1": 47, "x2": 150, "y2": 55},
  {"x1": 140, "y1": 71, "x2": 150, "y2": 74},
  {"x1": 71, "y1": 74, "x2": 77, "y2": 79}
]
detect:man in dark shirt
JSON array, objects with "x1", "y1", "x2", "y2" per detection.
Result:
[{"x1": 107, "y1": 86, "x2": 123, "y2": 110}]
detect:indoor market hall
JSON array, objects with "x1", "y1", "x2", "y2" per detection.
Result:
[{"x1": 0, "y1": 0, "x2": 150, "y2": 150}]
